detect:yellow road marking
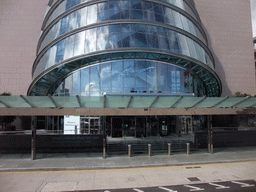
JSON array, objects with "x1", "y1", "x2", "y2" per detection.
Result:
[{"x1": 0, "y1": 160, "x2": 255, "y2": 175}]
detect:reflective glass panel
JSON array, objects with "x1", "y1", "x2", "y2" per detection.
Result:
[
  {"x1": 112, "y1": 61, "x2": 124, "y2": 92},
  {"x1": 51, "y1": 60, "x2": 205, "y2": 96},
  {"x1": 90, "y1": 65, "x2": 100, "y2": 96},
  {"x1": 40, "y1": 0, "x2": 205, "y2": 52},
  {"x1": 135, "y1": 60, "x2": 147, "y2": 92},
  {"x1": 101, "y1": 63, "x2": 112, "y2": 92},
  {"x1": 124, "y1": 60, "x2": 135, "y2": 92},
  {"x1": 81, "y1": 67, "x2": 89, "y2": 96}
]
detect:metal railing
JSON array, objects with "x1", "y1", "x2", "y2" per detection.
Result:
[{"x1": 106, "y1": 134, "x2": 196, "y2": 155}]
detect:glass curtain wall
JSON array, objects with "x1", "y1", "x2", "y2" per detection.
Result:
[
  {"x1": 39, "y1": 0, "x2": 205, "y2": 52},
  {"x1": 52, "y1": 59, "x2": 205, "y2": 96},
  {"x1": 34, "y1": 23, "x2": 213, "y2": 79}
]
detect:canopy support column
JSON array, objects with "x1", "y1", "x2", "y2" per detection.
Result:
[
  {"x1": 207, "y1": 115, "x2": 213, "y2": 154},
  {"x1": 31, "y1": 116, "x2": 37, "y2": 160},
  {"x1": 103, "y1": 116, "x2": 106, "y2": 159}
]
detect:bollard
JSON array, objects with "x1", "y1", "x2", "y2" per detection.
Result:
[
  {"x1": 128, "y1": 145, "x2": 131, "y2": 157},
  {"x1": 186, "y1": 143, "x2": 190, "y2": 155},
  {"x1": 148, "y1": 144, "x2": 151, "y2": 156},
  {"x1": 168, "y1": 143, "x2": 171, "y2": 156}
]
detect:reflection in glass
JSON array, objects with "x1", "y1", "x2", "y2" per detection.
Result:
[
  {"x1": 135, "y1": 60, "x2": 147, "y2": 92},
  {"x1": 97, "y1": 26, "x2": 109, "y2": 51},
  {"x1": 87, "y1": 4, "x2": 97, "y2": 25},
  {"x1": 73, "y1": 31, "x2": 85, "y2": 56},
  {"x1": 55, "y1": 40, "x2": 65, "y2": 63},
  {"x1": 112, "y1": 61, "x2": 123, "y2": 92},
  {"x1": 40, "y1": 0, "x2": 204, "y2": 53},
  {"x1": 53, "y1": 59, "x2": 205, "y2": 96},
  {"x1": 73, "y1": 70, "x2": 81, "y2": 95},
  {"x1": 81, "y1": 67, "x2": 89, "y2": 96},
  {"x1": 101, "y1": 63, "x2": 111, "y2": 92},
  {"x1": 64, "y1": 35, "x2": 74, "y2": 60},
  {"x1": 35, "y1": 22, "x2": 213, "y2": 83},
  {"x1": 98, "y1": 2, "x2": 109, "y2": 22},
  {"x1": 124, "y1": 60, "x2": 135, "y2": 92},
  {"x1": 90, "y1": 65, "x2": 100, "y2": 96},
  {"x1": 85, "y1": 28, "x2": 96, "y2": 53}
]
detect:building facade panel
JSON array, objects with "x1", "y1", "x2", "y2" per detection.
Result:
[
  {"x1": 194, "y1": 0, "x2": 255, "y2": 96},
  {"x1": 0, "y1": 0, "x2": 48, "y2": 95}
]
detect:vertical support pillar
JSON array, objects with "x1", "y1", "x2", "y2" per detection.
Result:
[
  {"x1": 57, "y1": 116, "x2": 59, "y2": 134},
  {"x1": 207, "y1": 115, "x2": 213, "y2": 154},
  {"x1": 110, "y1": 117, "x2": 113, "y2": 137},
  {"x1": 135, "y1": 117, "x2": 137, "y2": 138},
  {"x1": 103, "y1": 116, "x2": 106, "y2": 159},
  {"x1": 31, "y1": 116, "x2": 37, "y2": 160}
]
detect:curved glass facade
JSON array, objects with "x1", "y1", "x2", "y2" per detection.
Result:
[
  {"x1": 51, "y1": 60, "x2": 205, "y2": 96},
  {"x1": 39, "y1": 0, "x2": 205, "y2": 53},
  {"x1": 34, "y1": 23, "x2": 213, "y2": 79},
  {"x1": 28, "y1": 0, "x2": 222, "y2": 97},
  {"x1": 44, "y1": 0, "x2": 199, "y2": 31}
]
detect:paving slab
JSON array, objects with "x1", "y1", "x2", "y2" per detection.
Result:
[{"x1": 0, "y1": 147, "x2": 255, "y2": 172}]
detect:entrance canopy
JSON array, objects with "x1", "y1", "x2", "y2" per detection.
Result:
[{"x1": 0, "y1": 95, "x2": 255, "y2": 116}]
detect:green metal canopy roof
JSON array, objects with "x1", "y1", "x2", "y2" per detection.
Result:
[
  {"x1": 0, "y1": 95, "x2": 255, "y2": 108},
  {"x1": 0, "y1": 95, "x2": 255, "y2": 116}
]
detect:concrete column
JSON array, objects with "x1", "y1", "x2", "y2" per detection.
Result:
[{"x1": 31, "y1": 116, "x2": 37, "y2": 160}]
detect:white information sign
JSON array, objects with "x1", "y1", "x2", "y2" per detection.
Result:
[{"x1": 64, "y1": 115, "x2": 80, "y2": 134}]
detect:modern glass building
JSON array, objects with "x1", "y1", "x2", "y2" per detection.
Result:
[{"x1": 27, "y1": 0, "x2": 222, "y2": 137}]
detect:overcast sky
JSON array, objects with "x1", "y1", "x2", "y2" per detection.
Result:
[{"x1": 251, "y1": 0, "x2": 256, "y2": 37}]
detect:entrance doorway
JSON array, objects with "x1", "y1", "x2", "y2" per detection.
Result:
[
  {"x1": 180, "y1": 116, "x2": 193, "y2": 134},
  {"x1": 136, "y1": 117, "x2": 146, "y2": 137},
  {"x1": 111, "y1": 117, "x2": 123, "y2": 137},
  {"x1": 123, "y1": 117, "x2": 135, "y2": 137},
  {"x1": 109, "y1": 116, "x2": 177, "y2": 138},
  {"x1": 80, "y1": 117, "x2": 100, "y2": 134}
]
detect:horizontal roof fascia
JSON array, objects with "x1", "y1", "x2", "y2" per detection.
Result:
[{"x1": 0, "y1": 95, "x2": 255, "y2": 116}]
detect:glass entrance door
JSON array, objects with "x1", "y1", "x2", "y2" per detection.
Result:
[
  {"x1": 123, "y1": 117, "x2": 135, "y2": 137},
  {"x1": 80, "y1": 117, "x2": 100, "y2": 134},
  {"x1": 180, "y1": 116, "x2": 193, "y2": 134},
  {"x1": 159, "y1": 117, "x2": 168, "y2": 136},
  {"x1": 136, "y1": 117, "x2": 146, "y2": 137}
]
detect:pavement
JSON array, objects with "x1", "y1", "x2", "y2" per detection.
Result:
[{"x1": 0, "y1": 146, "x2": 256, "y2": 172}]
